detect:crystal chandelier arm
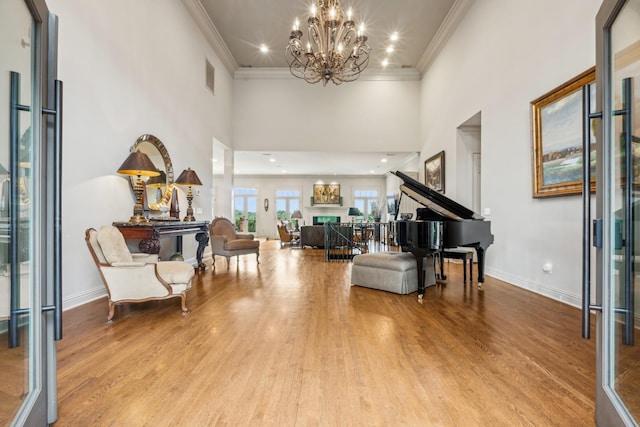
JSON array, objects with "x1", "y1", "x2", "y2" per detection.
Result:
[{"x1": 308, "y1": 17, "x2": 324, "y2": 56}]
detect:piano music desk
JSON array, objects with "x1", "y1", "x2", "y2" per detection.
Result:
[{"x1": 441, "y1": 248, "x2": 473, "y2": 284}]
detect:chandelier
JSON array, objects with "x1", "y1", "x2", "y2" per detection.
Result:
[{"x1": 285, "y1": 0, "x2": 371, "y2": 86}]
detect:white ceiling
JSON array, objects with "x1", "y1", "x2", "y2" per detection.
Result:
[{"x1": 198, "y1": 0, "x2": 462, "y2": 175}]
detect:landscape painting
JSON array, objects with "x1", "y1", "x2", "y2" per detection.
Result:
[
  {"x1": 531, "y1": 67, "x2": 596, "y2": 198},
  {"x1": 424, "y1": 151, "x2": 445, "y2": 193}
]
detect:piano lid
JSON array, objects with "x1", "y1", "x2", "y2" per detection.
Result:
[{"x1": 392, "y1": 170, "x2": 483, "y2": 221}]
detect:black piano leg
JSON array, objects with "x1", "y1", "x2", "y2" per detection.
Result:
[
  {"x1": 476, "y1": 247, "x2": 486, "y2": 289},
  {"x1": 415, "y1": 255, "x2": 425, "y2": 302}
]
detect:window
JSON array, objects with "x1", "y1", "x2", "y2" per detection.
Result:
[
  {"x1": 234, "y1": 188, "x2": 257, "y2": 232},
  {"x1": 353, "y1": 190, "x2": 379, "y2": 222},
  {"x1": 275, "y1": 190, "x2": 300, "y2": 221}
]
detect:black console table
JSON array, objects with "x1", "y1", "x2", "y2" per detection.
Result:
[{"x1": 113, "y1": 220, "x2": 209, "y2": 271}]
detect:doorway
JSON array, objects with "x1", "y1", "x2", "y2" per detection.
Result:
[{"x1": 456, "y1": 112, "x2": 482, "y2": 214}]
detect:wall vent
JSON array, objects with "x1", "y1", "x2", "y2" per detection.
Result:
[{"x1": 205, "y1": 59, "x2": 215, "y2": 95}]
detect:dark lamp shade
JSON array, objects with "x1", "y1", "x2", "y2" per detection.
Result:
[
  {"x1": 175, "y1": 168, "x2": 202, "y2": 186},
  {"x1": 291, "y1": 210, "x2": 303, "y2": 219},
  {"x1": 348, "y1": 207, "x2": 360, "y2": 216},
  {"x1": 117, "y1": 151, "x2": 160, "y2": 177},
  {"x1": 146, "y1": 170, "x2": 167, "y2": 188}
]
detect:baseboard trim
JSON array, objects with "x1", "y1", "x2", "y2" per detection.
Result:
[
  {"x1": 485, "y1": 267, "x2": 581, "y2": 308},
  {"x1": 63, "y1": 286, "x2": 106, "y2": 311}
]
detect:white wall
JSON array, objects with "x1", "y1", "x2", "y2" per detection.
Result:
[
  {"x1": 420, "y1": 0, "x2": 602, "y2": 306},
  {"x1": 49, "y1": 0, "x2": 234, "y2": 309},
  {"x1": 232, "y1": 71, "x2": 421, "y2": 152}
]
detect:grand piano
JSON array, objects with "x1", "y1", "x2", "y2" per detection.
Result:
[{"x1": 391, "y1": 171, "x2": 494, "y2": 300}]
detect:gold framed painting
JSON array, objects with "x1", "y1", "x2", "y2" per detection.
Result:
[
  {"x1": 424, "y1": 151, "x2": 445, "y2": 193},
  {"x1": 313, "y1": 184, "x2": 340, "y2": 204},
  {"x1": 531, "y1": 67, "x2": 596, "y2": 198}
]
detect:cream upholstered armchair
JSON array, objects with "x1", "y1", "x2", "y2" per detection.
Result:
[
  {"x1": 85, "y1": 226, "x2": 195, "y2": 322},
  {"x1": 209, "y1": 217, "x2": 260, "y2": 268}
]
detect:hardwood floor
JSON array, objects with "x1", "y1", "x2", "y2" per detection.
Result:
[{"x1": 54, "y1": 241, "x2": 595, "y2": 426}]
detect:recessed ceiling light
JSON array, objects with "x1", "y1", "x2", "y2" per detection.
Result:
[
  {"x1": 390, "y1": 32, "x2": 399, "y2": 42},
  {"x1": 260, "y1": 44, "x2": 269, "y2": 53},
  {"x1": 386, "y1": 46, "x2": 394, "y2": 54},
  {"x1": 381, "y1": 158, "x2": 388, "y2": 163},
  {"x1": 369, "y1": 170, "x2": 375, "y2": 174},
  {"x1": 282, "y1": 170, "x2": 287, "y2": 173},
  {"x1": 382, "y1": 59, "x2": 389, "y2": 67},
  {"x1": 269, "y1": 158, "x2": 276, "y2": 162}
]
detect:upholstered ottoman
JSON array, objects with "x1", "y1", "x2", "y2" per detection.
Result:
[{"x1": 350, "y1": 252, "x2": 420, "y2": 294}]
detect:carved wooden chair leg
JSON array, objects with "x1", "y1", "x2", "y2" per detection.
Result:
[
  {"x1": 181, "y1": 294, "x2": 189, "y2": 315},
  {"x1": 107, "y1": 302, "x2": 116, "y2": 324}
]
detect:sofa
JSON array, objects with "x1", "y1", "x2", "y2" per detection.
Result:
[
  {"x1": 300, "y1": 224, "x2": 353, "y2": 248},
  {"x1": 300, "y1": 225, "x2": 325, "y2": 248}
]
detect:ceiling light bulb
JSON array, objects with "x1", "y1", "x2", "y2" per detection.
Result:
[
  {"x1": 382, "y1": 59, "x2": 389, "y2": 67},
  {"x1": 381, "y1": 158, "x2": 388, "y2": 163},
  {"x1": 390, "y1": 32, "x2": 399, "y2": 41},
  {"x1": 269, "y1": 158, "x2": 276, "y2": 162},
  {"x1": 260, "y1": 44, "x2": 268, "y2": 53},
  {"x1": 311, "y1": 5, "x2": 317, "y2": 15},
  {"x1": 293, "y1": 19, "x2": 299, "y2": 31},
  {"x1": 386, "y1": 46, "x2": 394, "y2": 53},
  {"x1": 347, "y1": 8, "x2": 352, "y2": 20}
]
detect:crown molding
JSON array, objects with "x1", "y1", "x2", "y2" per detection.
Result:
[
  {"x1": 181, "y1": 0, "x2": 238, "y2": 75},
  {"x1": 417, "y1": 0, "x2": 475, "y2": 73},
  {"x1": 234, "y1": 67, "x2": 422, "y2": 81}
]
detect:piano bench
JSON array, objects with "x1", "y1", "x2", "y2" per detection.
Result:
[
  {"x1": 441, "y1": 248, "x2": 474, "y2": 283},
  {"x1": 350, "y1": 252, "x2": 435, "y2": 295}
]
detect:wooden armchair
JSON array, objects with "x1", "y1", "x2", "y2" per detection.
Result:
[
  {"x1": 276, "y1": 221, "x2": 300, "y2": 247},
  {"x1": 85, "y1": 226, "x2": 195, "y2": 322},
  {"x1": 209, "y1": 217, "x2": 260, "y2": 268}
]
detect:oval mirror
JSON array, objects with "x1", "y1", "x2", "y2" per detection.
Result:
[{"x1": 129, "y1": 134, "x2": 174, "y2": 211}]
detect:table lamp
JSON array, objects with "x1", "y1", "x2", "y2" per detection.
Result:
[
  {"x1": 348, "y1": 207, "x2": 360, "y2": 223},
  {"x1": 291, "y1": 210, "x2": 303, "y2": 231},
  {"x1": 117, "y1": 151, "x2": 160, "y2": 223},
  {"x1": 175, "y1": 167, "x2": 202, "y2": 221},
  {"x1": 145, "y1": 170, "x2": 167, "y2": 202}
]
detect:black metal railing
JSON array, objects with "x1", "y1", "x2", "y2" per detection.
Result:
[{"x1": 324, "y1": 222, "x2": 395, "y2": 261}]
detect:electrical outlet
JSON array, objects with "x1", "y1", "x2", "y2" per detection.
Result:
[
  {"x1": 196, "y1": 208, "x2": 203, "y2": 214},
  {"x1": 195, "y1": 189, "x2": 201, "y2": 196}
]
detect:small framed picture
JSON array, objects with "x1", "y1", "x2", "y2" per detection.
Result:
[{"x1": 424, "y1": 151, "x2": 445, "y2": 193}]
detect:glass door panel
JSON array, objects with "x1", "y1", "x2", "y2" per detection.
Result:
[
  {"x1": 0, "y1": 1, "x2": 33, "y2": 424},
  {"x1": 610, "y1": 1, "x2": 640, "y2": 420},
  {"x1": 598, "y1": 0, "x2": 640, "y2": 424},
  {"x1": 234, "y1": 188, "x2": 257, "y2": 232}
]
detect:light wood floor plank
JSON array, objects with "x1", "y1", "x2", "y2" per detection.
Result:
[{"x1": 53, "y1": 240, "x2": 595, "y2": 426}]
